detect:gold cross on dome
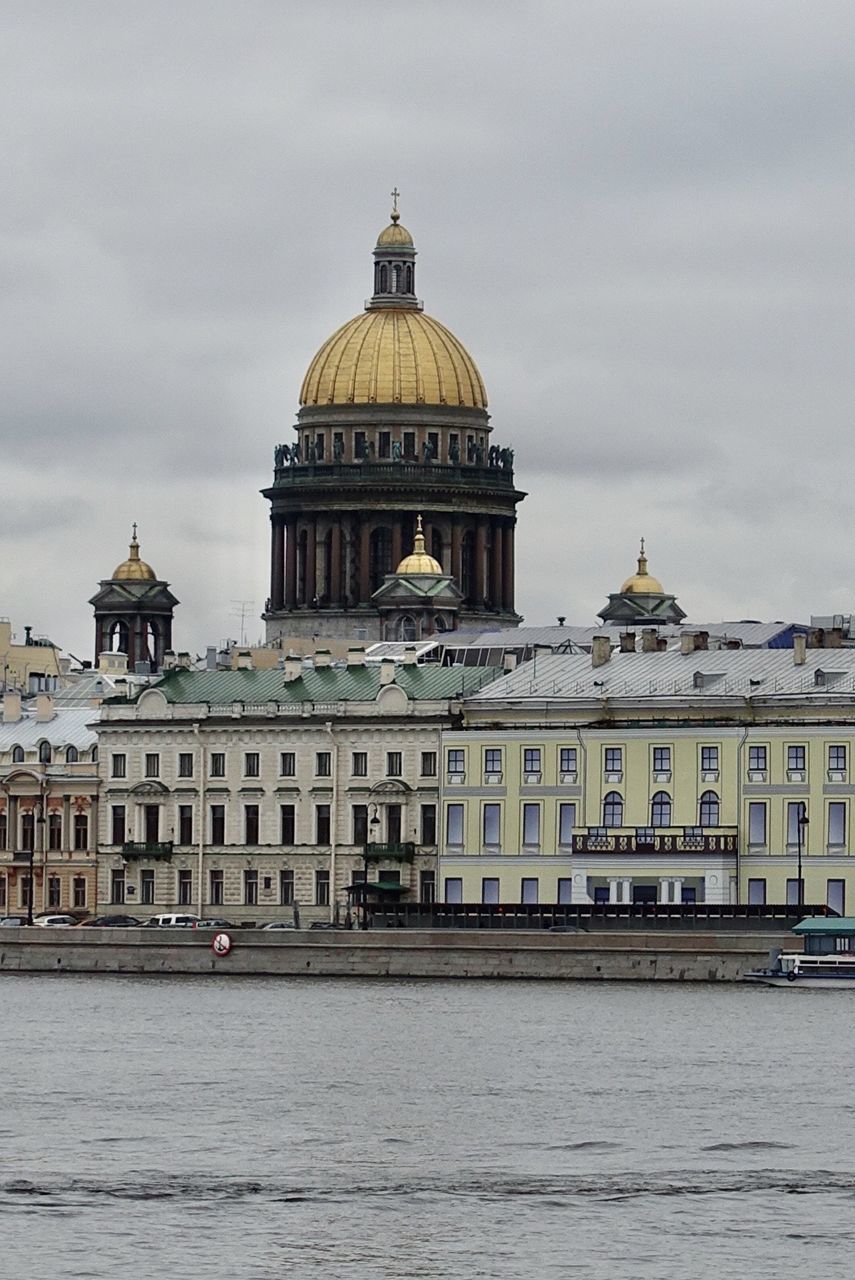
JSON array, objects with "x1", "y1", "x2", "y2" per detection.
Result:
[
  {"x1": 391, "y1": 186, "x2": 400, "y2": 213},
  {"x1": 132, "y1": 521, "x2": 138, "y2": 540}
]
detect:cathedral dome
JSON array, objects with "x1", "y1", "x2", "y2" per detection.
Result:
[
  {"x1": 395, "y1": 516, "x2": 443, "y2": 575},
  {"x1": 299, "y1": 309, "x2": 487, "y2": 409},
  {"x1": 112, "y1": 527, "x2": 156, "y2": 582},
  {"x1": 620, "y1": 540, "x2": 664, "y2": 595},
  {"x1": 376, "y1": 219, "x2": 414, "y2": 248}
]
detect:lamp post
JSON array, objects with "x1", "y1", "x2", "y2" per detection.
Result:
[
  {"x1": 364, "y1": 804, "x2": 380, "y2": 930},
  {"x1": 796, "y1": 801, "x2": 808, "y2": 912}
]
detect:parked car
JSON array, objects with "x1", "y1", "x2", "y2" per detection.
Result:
[
  {"x1": 78, "y1": 915, "x2": 142, "y2": 927},
  {"x1": 142, "y1": 914, "x2": 202, "y2": 928},
  {"x1": 0, "y1": 916, "x2": 26, "y2": 927},
  {"x1": 197, "y1": 918, "x2": 235, "y2": 928},
  {"x1": 309, "y1": 921, "x2": 340, "y2": 930},
  {"x1": 260, "y1": 921, "x2": 298, "y2": 930},
  {"x1": 32, "y1": 914, "x2": 78, "y2": 928}
]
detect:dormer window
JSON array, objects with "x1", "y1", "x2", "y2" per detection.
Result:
[
  {"x1": 11, "y1": 745, "x2": 24, "y2": 764},
  {"x1": 66, "y1": 746, "x2": 79, "y2": 764},
  {"x1": 38, "y1": 742, "x2": 52, "y2": 765}
]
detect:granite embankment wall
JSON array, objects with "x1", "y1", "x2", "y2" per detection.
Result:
[{"x1": 0, "y1": 928, "x2": 790, "y2": 980}]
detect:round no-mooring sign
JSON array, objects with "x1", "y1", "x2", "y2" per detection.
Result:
[{"x1": 211, "y1": 932, "x2": 232, "y2": 957}]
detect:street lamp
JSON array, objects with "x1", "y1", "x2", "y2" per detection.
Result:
[
  {"x1": 796, "y1": 801, "x2": 808, "y2": 911},
  {"x1": 363, "y1": 804, "x2": 381, "y2": 931}
]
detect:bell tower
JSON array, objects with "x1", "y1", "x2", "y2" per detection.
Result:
[{"x1": 89, "y1": 527, "x2": 179, "y2": 673}]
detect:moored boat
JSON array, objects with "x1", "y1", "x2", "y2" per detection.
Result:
[{"x1": 745, "y1": 917, "x2": 855, "y2": 987}]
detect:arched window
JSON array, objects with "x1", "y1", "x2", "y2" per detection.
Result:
[
  {"x1": 66, "y1": 746, "x2": 79, "y2": 764},
  {"x1": 11, "y1": 745, "x2": 24, "y2": 764},
  {"x1": 390, "y1": 264, "x2": 400, "y2": 293},
  {"x1": 603, "y1": 791, "x2": 623, "y2": 827},
  {"x1": 397, "y1": 615, "x2": 417, "y2": 641},
  {"x1": 369, "y1": 526, "x2": 393, "y2": 592},
  {"x1": 379, "y1": 264, "x2": 388, "y2": 292},
  {"x1": 109, "y1": 620, "x2": 129, "y2": 654},
  {"x1": 38, "y1": 741, "x2": 52, "y2": 765},
  {"x1": 405, "y1": 264, "x2": 413, "y2": 293},
  {"x1": 699, "y1": 790, "x2": 720, "y2": 826},
  {"x1": 651, "y1": 791, "x2": 671, "y2": 827},
  {"x1": 91, "y1": 746, "x2": 98, "y2": 764}
]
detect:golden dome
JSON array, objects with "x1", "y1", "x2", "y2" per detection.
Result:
[
  {"x1": 620, "y1": 539, "x2": 664, "y2": 595},
  {"x1": 113, "y1": 526, "x2": 156, "y2": 582},
  {"x1": 396, "y1": 516, "x2": 443, "y2": 575},
  {"x1": 377, "y1": 220, "x2": 414, "y2": 248},
  {"x1": 300, "y1": 309, "x2": 487, "y2": 408}
]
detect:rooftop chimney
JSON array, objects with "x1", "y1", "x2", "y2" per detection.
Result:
[
  {"x1": 695, "y1": 631, "x2": 709, "y2": 651},
  {"x1": 314, "y1": 649, "x2": 332, "y2": 668},
  {"x1": 680, "y1": 633, "x2": 694, "y2": 656},
  {"x1": 591, "y1": 635, "x2": 611, "y2": 668},
  {"x1": 379, "y1": 658, "x2": 396, "y2": 685},
  {"x1": 793, "y1": 633, "x2": 807, "y2": 666},
  {"x1": 503, "y1": 652, "x2": 518, "y2": 672},
  {"x1": 556, "y1": 616, "x2": 566, "y2": 627},
  {"x1": 346, "y1": 646, "x2": 366, "y2": 667},
  {"x1": 35, "y1": 693, "x2": 54, "y2": 723},
  {"x1": 177, "y1": 652, "x2": 193, "y2": 671},
  {"x1": 403, "y1": 646, "x2": 418, "y2": 665},
  {"x1": 619, "y1": 631, "x2": 636, "y2": 654},
  {"x1": 641, "y1": 628, "x2": 658, "y2": 654},
  {"x1": 2, "y1": 690, "x2": 22, "y2": 723},
  {"x1": 283, "y1": 656, "x2": 302, "y2": 682},
  {"x1": 162, "y1": 651, "x2": 177, "y2": 671}
]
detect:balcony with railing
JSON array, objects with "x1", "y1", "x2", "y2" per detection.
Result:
[
  {"x1": 363, "y1": 841, "x2": 417, "y2": 864},
  {"x1": 272, "y1": 460, "x2": 516, "y2": 491},
  {"x1": 122, "y1": 841, "x2": 174, "y2": 860},
  {"x1": 572, "y1": 827, "x2": 737, "y2": 855}
]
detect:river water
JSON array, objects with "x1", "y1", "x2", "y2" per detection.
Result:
[{"x1": 0, "y1": 975, "x2": 851, "y2": 1279}]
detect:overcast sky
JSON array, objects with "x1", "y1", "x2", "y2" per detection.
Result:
[{"x1": 2, "y1": 1, "x2": 853, "y2": 660}]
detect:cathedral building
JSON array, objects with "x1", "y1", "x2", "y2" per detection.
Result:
[
  {"x1": 90, "y1": 528, "x2": 178, "y2": 674},
  {"x1": 263, "y1": 201, "x2": 525, "y2": 643}
]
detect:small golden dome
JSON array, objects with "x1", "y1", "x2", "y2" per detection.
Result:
[
  {"x1": 620, "y1": 538, "x2": 664, "y2": 595},
  {"x1": 396, "y1": 516, "x2": 443, "y2": 575},
  {"x1": 377, "y1": 220, "x2": 414, "y2": 248},
  {"x1": 300, "y1": 309, "x2": 487, "y2": 408},
  {"x1": 113, "y1": 526, "x2": 156, "y2": 582}
]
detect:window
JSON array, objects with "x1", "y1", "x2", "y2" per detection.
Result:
[
  {"x1": 786, "y1": 878, "x2": 803, "y2": 906},
  {"x1": 420, "y1": 751, "x2": 437, "y2": 777},
  {"x1": 48, "y1": 812, "x2": 62, "y2": 852},
  {"x1": 420, "y1": 870, "x2": 435, "y2": 903},
  {"x1": 279, "y1": 751, "x2": 296, "y2": 777},
  {"x1": 559, "y1": 747, "x2": 577, "y2": 775},
  {"x1": 144, "y1": 753, "x2": 160, "y2": 778},
  {"x1": 386, "y1": 804, "x2": 402, "y2": 844},
  {"x1": 420, "y1": 804, "x2": 436, "y2": 846},
  {"x1": 603, "y1": 792, "x2": 623, "y2": 828},
  {"x1": 352, "y1": 752, "x2": 368, "y2": 777},
  {"x1": 447, "y1": 749, "x2": 465, "y2": 775},
  {"x1": 47, "y1": 876, "x2": 61, "y2": 908},
  {"x1": 829, "y1": 745, "x2": 847, "y2": 773},
  {"x1": 273, "y1": 868, "x2": 292, "y2": 905},
  {"x1": 701, "y1": 746, "x2": 719, "y2": 773},
  {"x1": 73, "y1": 813, "x2": 88, "y2": 851},
  {"x1": 315, "y1": 752, "x2": 331, "y2": 778},
  {"x1": 484, "y1": 749, "x2": 502, "y2": 775},
  {"x1": 521, "y1": 878, "x2": 539, "y2": 905},
  {"x1": 144, "y1": 805, "x2": 159, "y2": 843},
  {"x1": 0, "y1": 812, "x2": 6, "y2": 851},
  {"x1": 827, "y1": 879, "x2": 846, "y2": 916},
  {"x1": 66, "y1": 745, "x2": 79, "y2": 764},
  {"x1": 828, "y1": 802, "x2": 846, "y2": 848},
  {"x1": 178, "y1": 752, "x2": 193, "y2": 778},
  {"x1": 210, "y1": 752, "x2": 226, "y2": 778},
  {"x1": 244, "y1": 869, "x2": 258, "y2": 905},
  {"x1": 209, "y1": 869, "x2": 223, "y2": 906},
  {"x1": 699, "y1": 791, "x2": 720, "y2": 826},
  {"x1": 210, "y1": 805, "x2": 225, "y2": 844},
  {"x1": 557, "y1": 878, "x2": 573, "y2": 905},
  {"x1": 21, "y1": 811, "x2": 35, "y2": 852},
  {"x1": 651, "y1": 792, "x2": 671, "y2": 827},
  {"x1": 0, "y1": 876, "x2": 6, "y2": 910},
  {"x1": 787, "y1": 745, "x2": 806, "y2": 773},
  {"x1": 140, "y1": 869, "x2": 155, "y2": 905},
  {"x1": 787, "y1": 802, "x2": 808, "y2": 848},
  {"x1": 111, "y1": 753, "x2": 127, "y2": 779},
  {"x1": 444, "y1": 877, "x2": 463, "y2": 904},
  {"x1": 20, "y1": 875, "x2": 32, "y2": 909},
  {"x1": 244, "y1": 752, "x2": 260, "y2": 778},
  {"x1": 91, "y1": 746, "x2": 98, "y2": 765},
  {"x1": 11, "y1": 745, "x2": 24, "y2": 764},
  {"x1": 315, "y1": 869, "x2": 330, "y2": 906},
  {"x1": 386, "y1": 752, "x2": 402, "y2": 777},
  {"x1": 482, "y1": 877, "x2": 500, "y2": 905},
  {"x1": 111, "y1": 869, "x2": 125, "y2": 904},
  {"x1": 446, "y1": 804, "x2": 464, "y2": 847},
  {"x1": 178, "y1": 805, "x2": 193, "y2": 846},
  {"x1": 653, "y1": 747, "x2": 671, "y2": 773},
  {"x1": 38, "y1": 741, "x2": 52, "y2": 765},
  {"x1": 522, "y1": 803, "x2": 541, "y2": 848},
  {"x1": 748, "y1": 745, "x2": 767, "y2": 772},
  {"x1": 604, "y1": 747, "x2": 622, "y2": 775},
  {"x1": 72, "y1": 877, "x2": 87, "y2": 909},
  {"x1": 482, "y1": 804, "x2": 501, "y2": 849},
  {"x1": 280, "y1": 804, "x2": 296, "y2": 845},
  {"x1": 316, "y1": 804, "x2": 331, "y2": 844},
  {"x1": 748, "y1": 802, "x2": 767, "y2": 847},
  {"x1": 558, "y1": 803, "x2": 575, "y2": 847},
  {"x1": 523, "y1": 748, "x2": 542, "y2": 775},
  {"x1": 244, "y1": 805, "x2": 260, "y2": 845},
  {"x1": 352, "y1": 805, "x2": 368, "y2": 845},
  {"x1": 177, "y1": 869, "x2": 193, "y2": 906},
  {"x1": 112, "y1": 804, "x2": 127, "y2": 845}
]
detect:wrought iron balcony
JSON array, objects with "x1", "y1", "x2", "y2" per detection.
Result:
[
  {"x1": 122, "y1": 841, "x2": 174, "y2": 860},
  {"x1": 363, "y1": 841, "x2": 417, "y2": 863},
  {"x1": 271, "y1": 461, "x2": 516, "y2": 490},
  {"x1": 572, "y1": 828, "x2": 737, "y2": 855}
]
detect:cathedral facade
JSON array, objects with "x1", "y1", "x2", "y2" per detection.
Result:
[{"x1": 263, "y1": 203, "x2": 525, "y2": 643}]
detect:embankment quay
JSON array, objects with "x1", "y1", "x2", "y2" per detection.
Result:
[{"x1": 0, "y1": 928, "x2": 791, "y2": 980}]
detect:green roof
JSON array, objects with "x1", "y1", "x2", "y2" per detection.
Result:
[
  {"x1": 150, "y1": 664, "x2": 501, "y2": 706},
  {"x1": 793, "y1": 917, "x2": 855, "y2": 934}
]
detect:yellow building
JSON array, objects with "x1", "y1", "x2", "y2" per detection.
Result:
[
  {"x1": 0, "y1": 618, "x2": 62, "y2": 693},
  {"x1": 440, "y1": 634, "x2": 855, "y2": 913}
]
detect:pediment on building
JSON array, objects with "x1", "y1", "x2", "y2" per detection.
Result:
[
  {"x1": 368, "y1": 778, "x2": 412, "y2": 795},
  {"x1": 127, "y1": 779, "x2": 170, "y2": 797}
]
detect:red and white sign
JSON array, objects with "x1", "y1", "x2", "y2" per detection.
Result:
[{"x1": 211, "y1": 932, "x2": 232, "y2": 957}]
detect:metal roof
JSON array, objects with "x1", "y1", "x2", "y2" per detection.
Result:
[
  {"x1": 467, "y1": 647, "x2": 855, "y2": 703},
  {"x1": 793, "y1": 918, "x2": 855, "y2": 934},
  {"x1": 149, "y1": 664, "x2": 503, "y2": 706},
  {"x1": 0, "y1": 706, "x2": 99, "y2": 750}
]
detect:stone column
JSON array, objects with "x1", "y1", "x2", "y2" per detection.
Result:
[
  {"x1": 284, "y1": 517, "x2": 297, "y2": 609},
  {"x1": 659, "y1": 878, "x2": 671, "y2": 904},
  {"x1": 474, "y1": 518, "x2": 487, "y2": 605},
  {"x1": 490, "y1": 519, "x2": 504, "y2": 610},
  {"x1": 672, "y1": 878, "x2": 683, "y2": 905},
  {"x1": 608, "y1": 878, "x2": 618, "y2": 903},
  {"x1": 305, "y1": 520, "x2": 317, "y2": 606},
  {"x1": 621, "y1": 878, "x2": 632, "y2": 904},
  {"x1": 330, "y1": 522, "x2": 343, "y2": 605},
  {"x1": 451, "y1": 519, "x2": 461, "y2": 587},
  {"x1": 503, "y1": 524, "x2": 515, "y2": 612},
  {"x1": 359, "y1": 518, "x2": 371, "y2": 603},
  {"x1": 391, "y1": 521, "x2": 403, "y2": 571},
  {"x1": 270, "y1": 518, "x2": 285, "y2": 611}
]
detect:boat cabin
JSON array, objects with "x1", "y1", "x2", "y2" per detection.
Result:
[{"x1": 793, "y1": 917, "x2": 855, "y2": 955}]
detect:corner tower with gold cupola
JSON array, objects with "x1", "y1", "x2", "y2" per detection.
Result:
[
  {"x1": 89, "y1": 527, "x2": 178, "y2": 673},
  {"x1": 263, "y1": 198, "x2": 525, "y2": 643}
]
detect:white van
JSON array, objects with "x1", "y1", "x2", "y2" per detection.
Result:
[{"x1": 142, "y1": 914, "x2": 201, "y2": 928}]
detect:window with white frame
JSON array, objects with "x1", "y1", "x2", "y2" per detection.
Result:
[
  {"x1": 484, "y1": 748, "x2": 502, "y2": 775},
  {"x1": 700, "y1": 745, "x2": 718, "y2": 773},
  {"x1": 748, "y1": 802, "x2": 767, "y2": 847},
  {"x1": 482, "y1": 804, "x2": 501, "y2": 849},
  {"x1": 559, "y1": 747, "x2": 577, "y2": 775},
  {"x1": 828, "y1": 745, "x2": 847, "y2": 773},
  {"x1": 244, "y1": 752, "x2": 260, "y2": 778},
  {"x1": 828, "y1": 802, "x2": 846, "y2": 848},
  {"x1": 558, "y1": 802, "x2": 575, "y2": 847},
  {"x1": 787, "y1": 745, "x2": 806, "y2": 773},
  {"x1": 445, "y1": 804, "x2": 464, "y2": 847},
  {"x1": 144, "y1": 753, "x2": 159, "y2": 778},
  {"x1": 351, "y1": 752, "x2": 368, "y2": 777},
  {"x1": 652, "y1": 747, "x2": 671, "y2": 773},
  {"x1": 603, "y1": 791, "x2": 623, "y2": 827},
  {"x1": 699, "y1": 791, "x2": 720, "y2": 826},
  {"x1": 520, "y1": 877, "x2": 539, "y2": 904},
  {"x1": 523, "y1": 748, "x2": 541, "y2": 775},
  {"x1": 178, "y1": 752, "x2": 194, "y2": 778},
  {"x1": 447, "y1": 749, "x2": 465, "y2": 775},
  {"x1": 650, "y1": 791, "x2": 671, "y2": 827},
  {"x1": 210, "y1": 752, "x2": 226, "y2": 778},
  {"x1": 604, "y1": 747, "x2": 622, "y2": 775},
  {"x1": 748, "y1": 745, "x2": 767, "y2": 772},
  {"x1": 522, "y1": 804, "x2": 540, "y2": 848}
]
